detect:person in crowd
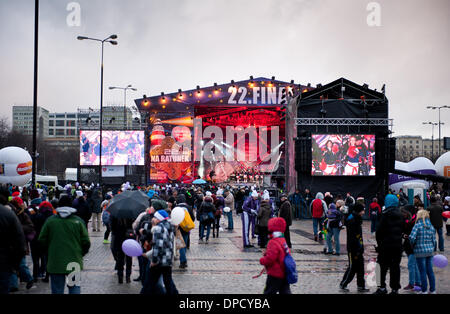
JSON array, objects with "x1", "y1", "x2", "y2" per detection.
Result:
[
  {"x1": 175, "y1": 194, "x2": 194, "y2": 269},
  {"x1": 259, "y1": 217, "x2": 291, "y2": 294},
  {"x1": 310, "y1": 192, "x2": 327, "y2": 242},
  {"x1": 339, "y1": 203, "x2": 369, "y2": 293},
  {"x1": 242, "y1": 191, "x2": 260, "y2": 248},
  {"x1": 409, "y1": 209, "x2": 437, "y2": 294},
  {"x1": 110, "y1": 215, "x2": 134, "y2": 284},
  {"x1": 197, "y1": 194, "x2": 215, "y2": 244},
  {"x1": 29, "y1": 200, "x2": 54, "y2": 283},
  {"x1": 101, "y1": 194, "x2": 113, "y2": 244},
  {"x1": 278, "y1": 194, "x2": 292, "y2": 248},
  {"x1": 0, "y1": 202, "x2": 26, "y2": 295},
  {"x1": 325, "y1": 203, "x2": 343, "y2": 255},
  {"x1": 345, "y1": 192, "x2": 355, "y2": 208},
  {"x1": 373, "y1": 194, "x2": 404, "y2": 295},
  {"x1": 427, "y1": 196, "x2": 444, "y2": 252},
  {"x1": 444, "y1": 196, "x2": 450, "y2": 236},
  {"x1": 72, "y1": 190, "x2": 91, "y2": 229},
  {"x1": 141, "y1": 210, "x2": 178, "y2": 295},
  {"x1": 289, "y1": 189, "x2": 303, "y2": 220},
  {"x1": 38, "y1": 195, "x2": 90, "y2": 294},
  {"x1": 224, "y1": 189, "x2": 235, "y2": 230},
  {"x1": 9, "y1": 197, "x2": 35, "y2": 291},
  {"x1": 89, "y1": 189, "x2": 103, "y2": 232},
  {"x1": 369, "y1": 197, "x2": 381, "y2": 235},
  {"x1": 303, "y1": 188, "x2": 314, "y2": 218},
  {"x1": 324, "y1": 192, "x2": 334, "y2": 208},
  {"x1": 257, "y1": 192, "x2": 272, "y2": 249},
  {"x1": 235, "y1": 187, "x2": 246, "y2": 216},
  {"x1": 401, "y1": 205, "x2": 421, "y2": 291},
  {"x1": 213, "y1": 190, "x2": 224, "y2": 238}
]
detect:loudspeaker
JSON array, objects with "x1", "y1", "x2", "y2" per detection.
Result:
[{"x1": 295, "y1": 132, "x2": 311, "y2": 173}]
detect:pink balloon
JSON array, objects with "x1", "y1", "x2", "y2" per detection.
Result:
[{"x1": 442, "y1": 211, "x2": 450, "y2": 219}]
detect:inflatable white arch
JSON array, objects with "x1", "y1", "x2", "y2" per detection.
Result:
[{"x1": 389, "y1": 157, "x2": 436, "y2": 193}]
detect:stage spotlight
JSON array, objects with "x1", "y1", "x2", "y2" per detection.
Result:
[
  {"x1": 178, "y1": 89, "x2": 183, "y2": 99},
  {"x1": 161, "y1": 92, "x2": 166, "y2": 101},
  {"x1": 317, "y1": 84, "x2": 322, "y2": 88},
  {"x1": 320, "y1": 109, "x2": 327, "y2": 116}
]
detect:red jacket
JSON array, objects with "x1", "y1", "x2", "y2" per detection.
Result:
[
  {"x1": 369, "y1": 202, "x2": 381, "y2": 218},
  {"x1": 260, "y1": 237, "x2": 289, "y2": 279},
  {"x1": 311, "y1": 199, "x2": 325, "y2": 218}
]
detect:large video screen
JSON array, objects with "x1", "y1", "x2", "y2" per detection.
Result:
[
  {"x1": 80, "y1": 130, "x2": 145, "y2": 166},
  {"x1": 311, "y1": 134, "x2": 376, "y2": 176}
]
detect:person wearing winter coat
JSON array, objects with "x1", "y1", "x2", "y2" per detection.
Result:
[
  {"x1": 257, "y1": 193, "x2": 272, "y2": 249},
  {"x1": 101, "y1": 194, "x2": 113, "y2": 244},
  {"x1": 242, "y1": 191, "x2": 260, "y2": 248},
  {"x1": 213, "y1": 190, "x2": 225, "y2": 238},
  {"x1": 409, "y1": 209, "x2": 437, "y2": 294},
  {"x1": 38, "y1": 195, "x2": 90, "y2": 294},
  {"x1": 235, "y1": 187, "x2": 246, "y2": 215},
  {"x1": 198, "y1": 195, "x2": 215, "y2": 244},
  {"x1": 401, "y1": 205, "x2": 421, "y2": 291},
  {"x1": 141, "y1": 210, "x2": 178, "y2": 295},
  {"x1": 28, "y1": 201, "x2": 54, "y2": 282},
  {"x1": 310, "y1": 192, "x2": 328, "y2": 241},
  {"x1": 427, "y1": 196, "x2": 444, "y2": 252},
  {"x1": 339, "y1": 203, "x2": 369, "y2": 293},
  {"x1": 9, "y1": 198, "x2": 35, "y2": 291},
  {"x1": 289, "y1": 189, "x2": 303, "y2": 220},
  {"x1": 444, "y1": 196, "x2": 450, "y2": 236},
  {"x1": 72, "y1": 191, "x2": 91, "y2": 229},
  {"x1": 259, "y1": 217, "x2": 291, "y2": 294},
  {"x1": 278, "y1": 194, "x2": 292, "y2": 248},
  {"x1": 110, "y1": 216, "x2": 134, "y2": 284},
  {"x1": 0, "y1": 203, "x2": 26, "y2": 294},
  {"x1": 175, "y1": 194, "x2": 195, "y2": 269},
  {"x1": 369, "y1": 198, "x2": 381, "y2": 234},
  {"x1": 89, "y1": 189, "x2": 103, "y2": 232},
  {"x1": 325, "y1": 203, "x2": 343, "y2": 255},
  {"x1": 224, "y1": 189, "x2": 235, "y2": 230},
  {"x1": 373, "y1": 194, "x2": 405, "y2": 295}
]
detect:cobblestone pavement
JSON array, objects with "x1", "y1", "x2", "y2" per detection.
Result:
[{"x1": 16, "y1": 213, "x2": 450, "y2": 294}]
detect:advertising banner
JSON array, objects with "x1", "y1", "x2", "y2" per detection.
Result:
[{"x1": 101, "y1": 166, "x2": 125, "y2": 177}]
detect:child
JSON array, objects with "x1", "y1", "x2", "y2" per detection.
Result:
[{"x1": 259, "y1": 217, "x2": 291, "y2": 294}]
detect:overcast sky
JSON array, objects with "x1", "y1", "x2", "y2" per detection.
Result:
[{"x1": 1, "y1": 0, "x2": 449, "y2": 138}]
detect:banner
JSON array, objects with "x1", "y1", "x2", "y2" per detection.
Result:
[{"x1": 101, "y1": 166, "x2": 125, "y2": 177}]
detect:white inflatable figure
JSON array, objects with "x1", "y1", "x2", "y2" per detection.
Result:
[{"x1": 0, "y1": 147, "x2": 32, "y2": 186}]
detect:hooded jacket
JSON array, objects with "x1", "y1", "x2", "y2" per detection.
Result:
[
  {"x1": 311, "y1": 193, "x2": 327, "y2": 219},
  {"x1": 38, "y1": 207, "x2": 90, "y2": 274},
  {"x1": 327, "y1": 204, "x2": 343, "y2": 229},
  {"x1": 259, "y1": 218, "x2": 289, "y2": 279},
  {"x1": 345, "y1": 212, "x2": 364, "y2": 254},
  {"x1": 150, "y1": 219, "x2": 174, "y2": 267},
  {"x1": 409, "y1": 217, "x2": 436, "y2": 258},
  {"x1": 376, "y1": 195, "x2": 404, "y2": 250}
]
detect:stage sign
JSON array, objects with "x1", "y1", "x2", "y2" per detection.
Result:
[
  {"x1": 101, "y1": 166, "x2": 125, "y2": 177},
  {"x1": 80, "y1": 130, "x2": 145, "y2": 166},
  {"x1": 311, "y1": 134, "x2": 376, "y2": 176}
]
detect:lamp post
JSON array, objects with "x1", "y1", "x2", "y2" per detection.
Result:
[
  {"x1": 31, "y1": 0, "x2": 39, "y2": 188},
  {"x1": 109, "y1": 85, "x2": 137, "y2": 129},
  {"x1": 78, "y1": 34, "x2": 118, "y2": 185},
  {"x1": 427, "y1": 106, "x2": 449, "y2": 157},
  {"x1": 423, "y1": 122, "x2": 438, "y2": 160}
]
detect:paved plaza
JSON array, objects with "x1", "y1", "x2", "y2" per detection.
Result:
[{"x1": 16, "y1": 214, "x2": 450, "y2": 294}]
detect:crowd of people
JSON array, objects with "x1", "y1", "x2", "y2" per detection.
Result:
[{"x1": 0, "y1": 181, "x2": 448, "y2": 295}]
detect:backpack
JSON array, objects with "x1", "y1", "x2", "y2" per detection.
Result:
[
  {"x1": 281, "y1": 242, "x2": 298, "y2": 284},
  {"x1": 311, "y1": 199, "x2": 324, "y2": 218},
  {"x1": 179, "y1": 209, "x2": 195, "y2": 232},
  {"x1": 102, "y1": 209, "x2": 111, "y2": 225}
]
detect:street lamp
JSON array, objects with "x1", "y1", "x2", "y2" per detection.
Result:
[
  {"x1": 109, "y1": 85, "x2": 137, "y2": 129},
  {"x1": 427, "y1": 106, "x2": 449, "y2": 156},
  {"x1": 423, "y1": 122, "x2": 439, "y2": 160},
  {"x1": 78, "y1": 34, "x2": 118, "y2": 185}
]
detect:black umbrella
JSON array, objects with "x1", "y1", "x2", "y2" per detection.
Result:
[{"x1": 107, "y1": 190, "x2": 149, "y2": 219}]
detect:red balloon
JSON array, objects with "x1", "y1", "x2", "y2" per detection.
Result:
[{"x1": 442, "y1": 211, "x2": 450, "y2": 219}]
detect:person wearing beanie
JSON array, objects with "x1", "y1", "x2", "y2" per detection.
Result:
[
  {"x1": 325, "y1": 203, "x2": 343, "y2": 255},
  {"x1": 72, "y1": 191, "x2": 91, "y2": 229},
  {"x1": 278, "y1": 194, "x2": 292, "y2": 248},
  {"x1": 257, "y1": 193, "x2": 272, "y2": 248},
  {"x1": 242, "y1": 190, "x2": 260, "y2": 248},
  {"x1": 141, "y1": 210, "x2": 178, "y2": 295},
  {"x1": 259, "y1": 217, "x2": 291, "y2": 294},
  {"x1": 29, "y1": 200, "x2": 54, "y2": 283},
  {"x1": 339, "y1": 203, "x2": 369, "y2": 293},
  {"x1": 373, "y1": 194, "x2": 404, "y2": 295}
]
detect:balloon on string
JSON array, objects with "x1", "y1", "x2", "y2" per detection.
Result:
[
  {"x1": 432, "y1": 254, "x2": 448, "y2": 268},
  {"x1": 122, "y1": 239, "x2": 143, "y2": 257},
  {"x1": 171, "y1": 207, "x2": 186, "y2": 225}
]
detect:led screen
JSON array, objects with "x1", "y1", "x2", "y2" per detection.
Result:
[
  {"x1": 80, "y1": 130, "x2": 145, "y2": 166},
  {"x1": 311, "y1": 134, "x2": 375, "y2": 176}
]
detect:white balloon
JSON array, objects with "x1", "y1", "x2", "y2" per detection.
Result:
[
  {"x1": 171, "y1": 207, "x2": 186, "y2": 225},
  {"x1": 435, "y1": 152, "x2": 450, "y2": 177},
  {"x1": 0, "y1": 147, "x2": 32, "y2": 186}
]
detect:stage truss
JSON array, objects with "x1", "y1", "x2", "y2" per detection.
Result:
[{"x1": 295, "y1": 118, "x2": 393, "y2": 131}]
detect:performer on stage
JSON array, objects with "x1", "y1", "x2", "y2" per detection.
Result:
[
  {"x1": 344, "y1": 136, "x2": 361, "y2": 175},
  {"x1": 321, "y1": 140, "x2": 338, "y2": 175}
]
